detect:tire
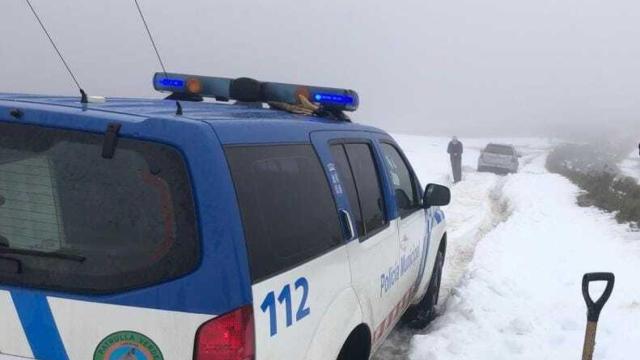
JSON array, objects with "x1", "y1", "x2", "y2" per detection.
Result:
[
  {"x1": 402, "y1": 249, "x2": 445, "y2": 329},
  {"x1": 337, "y1": 326, "x2": 370, "y2": 360}
]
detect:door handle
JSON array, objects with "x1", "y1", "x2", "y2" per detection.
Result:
[{"x1": 340, "y1": 209, "x2": 356, "y2": 241}]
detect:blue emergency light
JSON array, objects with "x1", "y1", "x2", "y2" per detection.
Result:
[
  {"x1": 157, "y1": 78, "x2": 185, "y2": 88},
  {"x1": 153, "y1": 72, "x2": 359, "y2": 113}
]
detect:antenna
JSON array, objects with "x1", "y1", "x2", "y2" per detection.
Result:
[
  {"x1": 133, "y1": 0, "x2": 168, "y2": 77},
  {"x1": 24, "y1": 0, "x2": 87, "y2": 103},
  {"x1": 133, "y1": 0, "x2": 180, "y2": 112}
]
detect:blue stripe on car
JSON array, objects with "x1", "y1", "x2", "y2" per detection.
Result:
[
  {"x1": 433, "y1": 210, "x2": 442, "y2": 224},
  {"x1": 11, "y1": 291, "x2": 68, "y2": 360}
]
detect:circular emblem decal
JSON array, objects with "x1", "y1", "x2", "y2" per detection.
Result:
[{"x1": 93, "y1": 331, "x2": 164, "y2": 360}]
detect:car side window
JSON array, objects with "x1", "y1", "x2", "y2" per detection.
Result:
[
  {"x1": 343, "y1": 143, "x2": 387, "y2": 238},
  {"x1": 380, "y1": 143, "x2": 421, "y2": 218},
  {"x1": 331, "y1": 144, "x2": 364, "y2": 238},
  {"x1": 226, "y1": 144, "x2": 342, "y2": 282}
]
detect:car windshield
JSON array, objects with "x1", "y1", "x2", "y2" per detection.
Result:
[
  {"x1": 0, "y1": 122, "x2": 199, "y2": 294},
  {"x1": 485, "y1": 144, "x2": 514, "y2": 156}
]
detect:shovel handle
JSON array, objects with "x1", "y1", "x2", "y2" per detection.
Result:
[
  {"x1": 582, "y1": 272, "x2": 615, "y2": 322},
  {"x1": 582, "y1": 321, "x2": 598, "y2": 360}
]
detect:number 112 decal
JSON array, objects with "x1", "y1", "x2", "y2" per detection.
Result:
[{"x1": 260, "y1": 277, "x2": 311, "y2": 336}]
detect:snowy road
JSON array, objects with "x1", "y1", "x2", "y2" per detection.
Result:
[{"x1": 376, "y1": 136, "x2": 640, "y2": 359}]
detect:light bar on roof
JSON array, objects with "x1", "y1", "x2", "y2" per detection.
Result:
[
  {"x1": 153, "y1": 73, "x2": 233, "y2": 99},
  {"x1": 152, "y1": 72, "x2": 359, "y2": 112}
]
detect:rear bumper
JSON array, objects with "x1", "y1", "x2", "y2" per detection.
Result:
[
  {"x1": 477, "y1": 164, "x2": 517, "y2": 174},
  {"x1": 477, "y1": 158, "x2": 518, "y2": 173}
]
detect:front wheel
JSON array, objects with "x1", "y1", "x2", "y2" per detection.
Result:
[{"x1": 402, "y1": 249, "x2": 445, "y2": 329}]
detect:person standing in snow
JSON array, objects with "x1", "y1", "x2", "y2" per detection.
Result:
[{"x1": 447, "y1": 136, "x2": 463, "y2": 183}]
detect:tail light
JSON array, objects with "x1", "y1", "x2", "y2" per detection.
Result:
[{"x1": 194, "y1": 305, "x2": 255, "y2": 360}]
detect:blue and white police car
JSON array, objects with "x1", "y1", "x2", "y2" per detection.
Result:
[{"x1": 0, "y1": 73, "x2": 449, "y2": 360}]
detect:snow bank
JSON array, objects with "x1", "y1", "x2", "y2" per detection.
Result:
[{"x1": 410, "y1": 152, "x2": 640, "y2": 360}]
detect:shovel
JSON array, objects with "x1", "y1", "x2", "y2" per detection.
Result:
[{"x1": 581, "y1": 272, "x2": 615, "y2": 360}]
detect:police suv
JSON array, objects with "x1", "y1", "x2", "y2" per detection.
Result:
[{"x1": 0, "y1": 73, "x2": 449, "y2": 360}]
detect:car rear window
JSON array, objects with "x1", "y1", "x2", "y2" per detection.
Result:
[
  {"x1": 0, "y1": 122, "x2": 199, "y2": 294},
  {"x1": 485, "y1": 144, "x2": 514, "y2": 155},
  {"x1": 225, "y1": 144, "x2": 342, "y2": 282}
]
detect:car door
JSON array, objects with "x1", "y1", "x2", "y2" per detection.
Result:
[
  {"x1": 379, "y1": 142, "x2": 427, "y2": 299},
  {"x1": 327, "y1": 139, "x2": 404, "y2": 348}
]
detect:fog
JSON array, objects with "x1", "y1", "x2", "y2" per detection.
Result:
[{"x1": 1, "y1": 0, "x2": 639, "y2": 139}]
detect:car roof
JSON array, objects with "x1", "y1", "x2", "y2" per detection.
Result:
[
  {"x1": 0, "y1": 93, "x2": 386, "y2": 144},
  {"x1": 486, "y1": 143, "x2": 514, "y2": 148}
]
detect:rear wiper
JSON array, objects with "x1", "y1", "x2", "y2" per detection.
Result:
[{"x1": 0, "y1": 236, "x2": 85, "y2": 262}]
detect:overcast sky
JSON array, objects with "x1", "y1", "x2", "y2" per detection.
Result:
[{"x1": 1, "y1": 0, "x2": 639, "y2": 138}]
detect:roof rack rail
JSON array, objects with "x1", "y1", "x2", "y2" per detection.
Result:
[{"x1": 152, "y1": 72, "x2": 359, "y2": 120}]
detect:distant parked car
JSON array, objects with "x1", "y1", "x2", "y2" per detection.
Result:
[{"x1": 478, "y1": 143, "x2": 519, "y2": 174}]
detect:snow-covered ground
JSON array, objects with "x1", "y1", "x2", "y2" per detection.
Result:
[
  {"x1": 619, "y1": 150, "x2": 640, "y2": 182},
  {"x1": 376, "y1": 135, "x2": 640, "y2": 359}
]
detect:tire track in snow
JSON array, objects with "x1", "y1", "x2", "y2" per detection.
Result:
[{"x1": 438, "y1": 175, "x2": 510, "y2": 306}]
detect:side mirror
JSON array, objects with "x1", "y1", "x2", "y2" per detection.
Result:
[
  {"x1": 0, "y1": 234, "x2": 8, "y2": 248},
  {"x1": 423, "y1": 183, "x2": 451, "y2": 208}
]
